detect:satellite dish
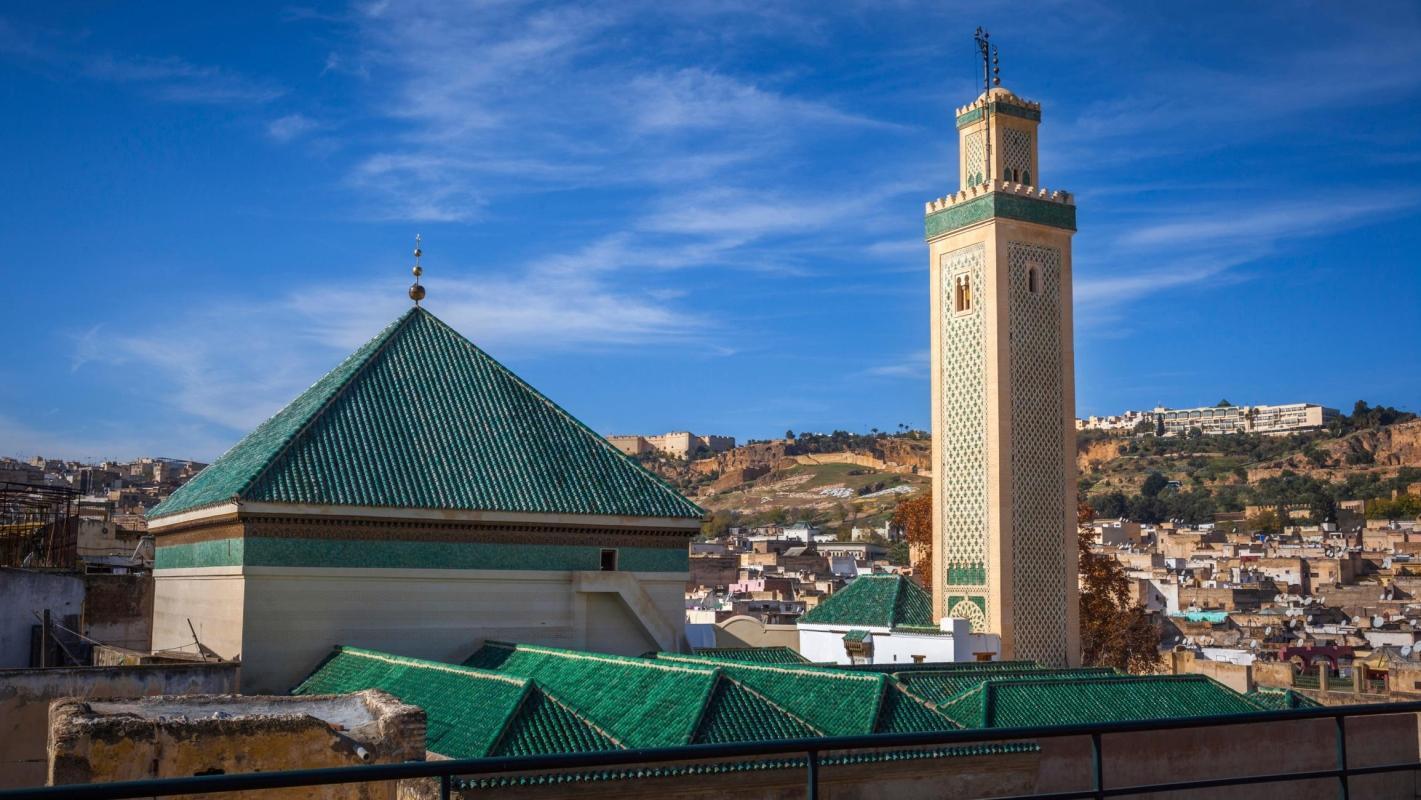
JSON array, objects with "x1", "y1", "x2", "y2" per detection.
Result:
[
  {"x1": 1403, "y1": 645, "x2": 1414, "y2": 658},
  {"x1": 1373, "y1": 615, "x2": 1385, "y2": 628},
  {"x1": 1265, "y1": 626, "x2": 1274, "y2": 636},
  {"x1": 1250, "y1": 640, "x2": 1259, "y2": 649}
]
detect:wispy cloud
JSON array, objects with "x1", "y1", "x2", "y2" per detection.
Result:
[
  {"x1": 0, "y1": 19, "x2": 282, "y2": 105},
  {"x1": 267, "y1": 113, "x2": 320, "y2": 141},
  {"x1": 1075, "y1": 191, "x2": 1421, "y2": 318},
  {"x1": 864, "y1": 350, "x2": 928, "y2": 379}
]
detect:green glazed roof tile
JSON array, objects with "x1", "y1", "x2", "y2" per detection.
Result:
[
  {"x1": 1246, "y1": 688, "x2": 1321, "y2": 710},
  {"x1": 798, "y1": 575, "x2": 935, "y2": 628},
  {"x1": 693, "y1": 676, "x2": 819, "y2": 743},
  {"x1": 291, "y1": 646, "x2": 616, "y2": 758},
  {"x1": 151, "y1": 308, "x2": 703, "y2": 520},
  {"x1": 658, "y1": 653, "x2": 958, "y2": 736},
  {"x1": 897, "y1": 667, "x2": 1117, "y2": 705},
  {"x1": 463, "y1": 642, "x2": 813, "y2": 748},
  {"x1": 843, "y1": 629, "x2": 870, "y2": 643},
  {"x1": 937, "y1": 674, "x2": 1266, "y2": 729},
  {"x1": 689, "y1": 647, "x2": 810, "y2": 665}
]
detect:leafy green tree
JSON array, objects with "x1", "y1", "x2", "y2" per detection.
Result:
[{"x1": 1141, "y1": 472, "x2": 1169, "y2": 498}]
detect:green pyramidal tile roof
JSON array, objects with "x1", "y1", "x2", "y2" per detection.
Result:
[
  {"x1": 798, "y1": 574, "x2": 935, "y2": 628},
  {"x1": 690, "y1": 647, "x2": 811, "y2": 665},
  {"x1": 896, "y1": 667, "x2": 1118, "y2": 705},
  {"x1": 291, "y1": 646, "x2": 616, "y2": 758},
  {"x1": 657, "y1": 653, "x2": 958, "y2": 736},
  {"x1": 936, "y1": 674, "x2": 1266, "y2": 729},
  {"x1": 1246, "y1": 688, "x2": 1321, "y2": 710},
  {"x1": 150, "y1": 307, "x2": 703, "y2": 520},
  {"x1": 463, "y1": 642, "x2": 814, "y2": 747}
]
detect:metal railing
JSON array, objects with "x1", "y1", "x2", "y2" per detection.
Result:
[{"x1": 3, "y1": 700, "x2": 1420, "y2": 800}]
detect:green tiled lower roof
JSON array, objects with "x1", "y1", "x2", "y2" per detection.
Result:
[
  {"x1": 798, "y1": 574, "x2": 935, "y2": 628},
  {"x1": 937, "y1": 675, "x2": 1265, "y2": 729},
  {"x1": 691, "y1": 647, "x2": 810, "y2": 665},
  {"x1": 657, "y1": 653, "x2": 957, "y2": 736},
  {"x1": 464, "y1": 642, "x2": 814, "y2": 747},
  {"x1": 844, "y1": 629, "x2": 870, "y2": 643},
  {"x1": 1247, "y1": 688, "x2": 1321, "y2": 710},
  {"x1": 291, "y1": 646, "x2": 616, "y2": 758},
  {"x1": 150, "y1": 307, "x2": 703, "y2": 520},
  {"x1": 897, "y1": 667, "x2": 1117, "y2": 705}
]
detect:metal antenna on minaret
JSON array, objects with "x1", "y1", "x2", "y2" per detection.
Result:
[
  {"x1": 408, "y1": 234, "x2": 426, "y2": 306},
  {"x1": 974, "y1": 27, "x2": 994, "y2": 186}
]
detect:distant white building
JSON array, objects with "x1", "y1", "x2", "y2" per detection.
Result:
[
  {"x1": 1077, "y1": 403, "x2": 1339, "y2": 437},
  {"x1": 796, "y1": 574, "x2": 998, "y2": 665}
]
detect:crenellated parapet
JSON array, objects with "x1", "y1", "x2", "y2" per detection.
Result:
[
  {"x1": 955, "y1": 87, "x2": 1042, "y2": 128},
  {"x1": 925, "y1": 179, "x2": 1073, "y2": 215},
  {"x1": 924, "y1": 180, "x2": 1076, "y2": 239}
]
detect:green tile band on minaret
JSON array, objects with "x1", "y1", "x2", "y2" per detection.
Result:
[{"x1": 924, "y1": 192, "x2": 1077, "y2": 238}]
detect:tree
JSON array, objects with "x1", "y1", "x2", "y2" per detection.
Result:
[
  {"x1": 1141, "y1": 471, "x2": 1169, "y2": 498},
  {"x1": 1133, "y1": 419, "x2": 1155, "y2": 435},
  {"x1": 1078, "y1": 503, "x2": 1161, "y2": 673},
  {"x1": 785, "y1": 430, "x2": 795, "y2": 440},
  {"x1": 892, "y1": 493, "x2": 933, "y2": 592},
  {"x1": 887, "y1": 540, "x2": 910, "y2": 565},
  {"x1": 1246, "y1": 507, "x2": 1281, "y2": 535}
]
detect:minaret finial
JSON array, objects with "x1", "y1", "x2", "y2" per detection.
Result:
[{"x1": 408, "y1": 234, "x2": 426, "y2": 306}]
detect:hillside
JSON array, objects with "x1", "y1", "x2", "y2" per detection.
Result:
[{"x1": 648, "y1": 411, "x2": 1421, "y2": 532}]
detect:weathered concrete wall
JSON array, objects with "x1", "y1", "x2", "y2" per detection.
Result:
[
  {"x1": 713, "y1": 616, "x2": 800, "y2": 651},
  {"x1": 1036, "y1": 713, "x2": 1418, "y2": 798},
  {"x1": 82, "y1": 573, "x2": 153, "y2": 653},
  {"x1": 402, "y1": 747, "x2": 1040, "y2": 799},
  {"x1": 49, "y1": 690, "x2": 424, "y2": 799},
  {"x1": 0, "y1": 663, "x2": 239, "y2": 789},
  {"x1": 0, "y1": 569, "x2": 84, "y2": 669},
  {"x1": 1169, "y1": 651, "x2": 1254, "y2": 694},
  {"x1": 1253, "y1": 659, "x2": 1295, "y2": 689}
]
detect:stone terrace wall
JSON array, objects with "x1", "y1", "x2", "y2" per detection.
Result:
[{"x1": 0, "y1": 662, "x2": 239, "y2": 789}]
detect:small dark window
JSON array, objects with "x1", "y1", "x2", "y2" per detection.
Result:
[
  {"x1": 1028, "y1": 267, "x2": 1039, "y2": 294},
  {"x1": 600, "y1": 548, "x2": 618, "y2": 571},
  {"x1": 1022, "y1": 170, "x2": 1031, "y2": 185}
]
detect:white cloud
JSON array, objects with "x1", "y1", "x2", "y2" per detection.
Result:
[{"x1": 267, "y1": 113, "x2": 320, "y2": 141}]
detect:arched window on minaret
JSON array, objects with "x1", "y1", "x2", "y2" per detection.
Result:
[{"x1": 1028, "y1": 266, "x2": 1039, "y2": 294}]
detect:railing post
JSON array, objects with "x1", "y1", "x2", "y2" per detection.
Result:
[
  {"x1": 806, "y1": 749, "x2": 819, "y2": 800},
  {"x1": 1091, "y1": 731, "x2": 1104, "y2": 800},
  {"x1": 440, "y1": 773, "x2": 451, "y2": 800},
  {"x1": 1335, "y1": 714, "x2": 1349, "y2": 800}
]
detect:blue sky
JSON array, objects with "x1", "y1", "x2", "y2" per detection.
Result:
[{"x1": 2, "y1": 2, "x2": 1419, "y2": 462}]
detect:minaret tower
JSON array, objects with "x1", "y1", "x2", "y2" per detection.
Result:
[{"x1": 926, "y1": 31, "x2": 1080, "y2": 666}]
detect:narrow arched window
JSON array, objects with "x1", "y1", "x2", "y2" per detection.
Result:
[{"x1": 1028, "y1": 267, "x2": 1039, "y2": 294}]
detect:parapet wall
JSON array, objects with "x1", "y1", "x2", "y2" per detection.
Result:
[{"x1": 0, "y1": 662, "x2": 239, "y2": 789}]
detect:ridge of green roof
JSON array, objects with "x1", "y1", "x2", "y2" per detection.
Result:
[
  {"x1": 689, "y1": 647, "x2": 811, "y2": 665},
  {"x1": 291, "y1": 646, "x2": 616, "y2": 758},
  {"x1": 657, "y1": 652, "x2": 958, "y2": 735},
  {"x1": 798, "y1": 574, "x2": 935, "y2": 628},
  {"x1": 897, "y1": 667, "x2": 1117, "y2": 705},
  {"x1": 937, "y1": 674, "x2": 1265, "y2": 729},
  {"x1": 1246, "y1": 688, "x2": 1321, "y2": 710},
  {"x1": 463, "y1": 641, "x2": 814, "y2": 748},
  {"x1": 151, "y1": 307, "x2": 703, "y2": 520}
]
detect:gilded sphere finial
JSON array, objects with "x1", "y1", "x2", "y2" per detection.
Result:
[
  {"x1": 409, "y1": 284, "x2": 426, "y2": 303},
  {"x1": 412, "y1": 265, "x2": 423, "y2": 278}
]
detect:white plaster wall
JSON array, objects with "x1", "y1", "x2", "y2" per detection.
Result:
[
  {"x1": 798, "y1": 627, "x2": 858, "y2": 664},
  {"x1": 873, "y1": 632, "x2": 960, "y2": 665},
  {"x1": 235, "y1": 568, "x2": 688, "y2": 693},
  {"x1": 151, "y1": 568, "x2": 245, "y2": 662}
]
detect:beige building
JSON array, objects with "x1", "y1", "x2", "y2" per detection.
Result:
[
  {"x1": 1079, "y1": 403, "x2": 1339, "y2": 436},
  {"x1": 608, "y1": 431, "x2": 735, "y2": 459},
  {"x1": 927, "y1": 85, "x2": 1080, "y2": 666}
]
